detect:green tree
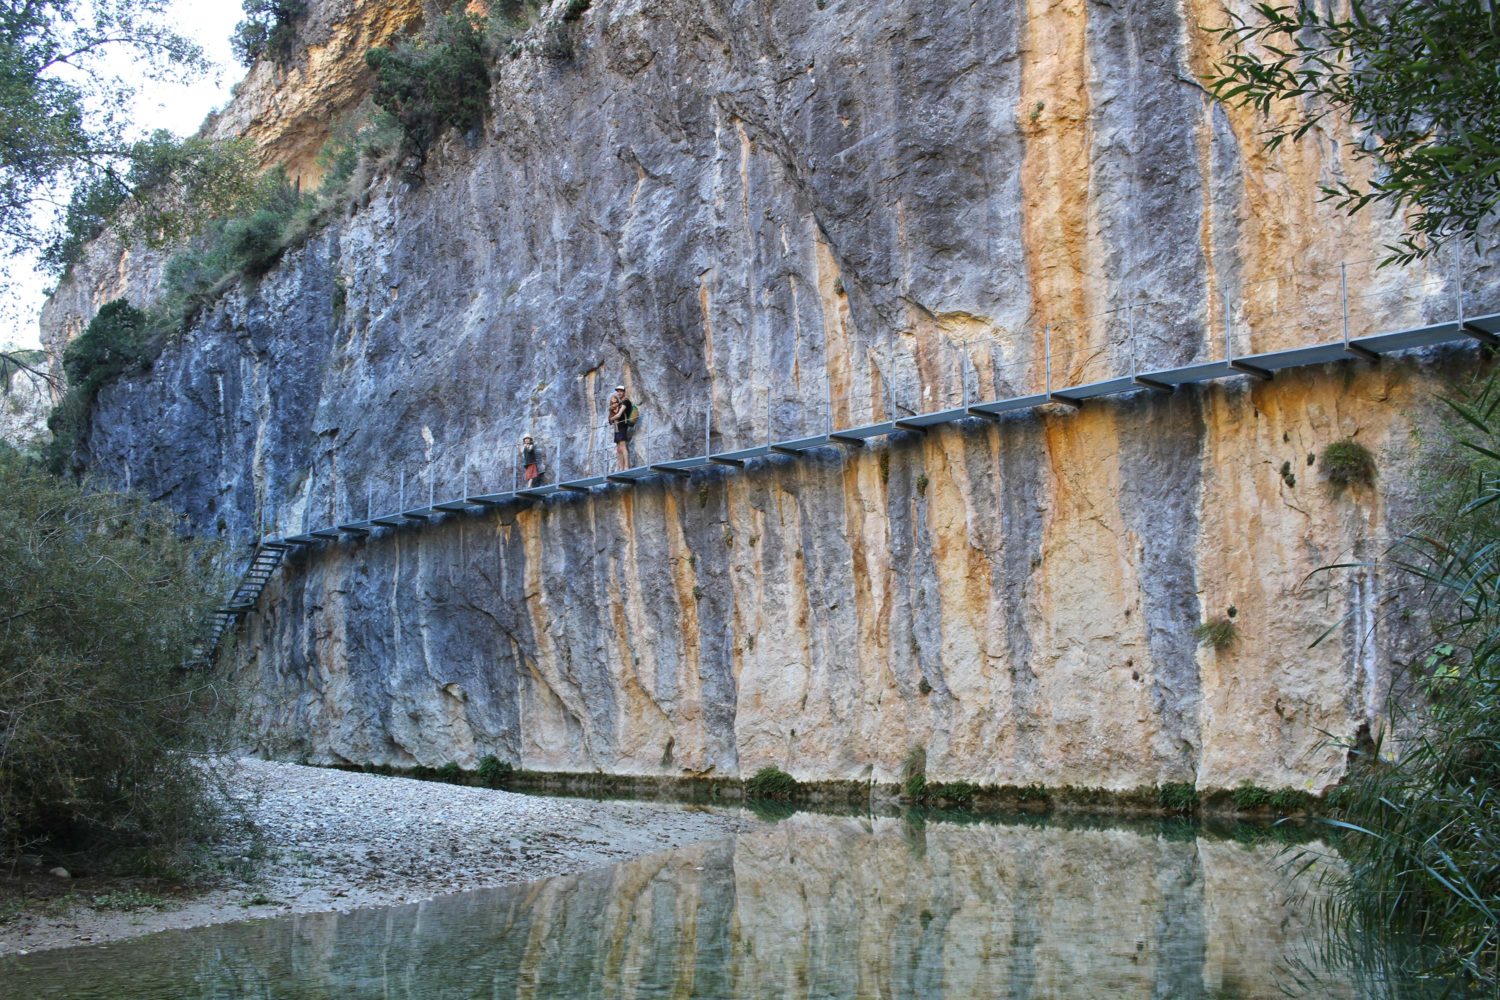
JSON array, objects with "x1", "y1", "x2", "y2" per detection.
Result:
[
  {"x1": 0, "y1": 449, "x2": 231, "y2": 865},
  {"x1": 231, "y1": 0, "x2": 307, "y2": 67},
  {"x1": 367, "y1": 9, "x2": 490, "y2": 174},
  {"x1": 0, "y1": 0, "x2": 205, "y2": 256},
  {"x1": 1311, "y1": 376, "x2": 1500, "y2": 990},
  {"x1": 1208, "y1": 1, "x2": 1500, "y2": 264}
]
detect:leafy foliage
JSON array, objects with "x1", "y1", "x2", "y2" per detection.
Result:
[
  {"x1": 366, "y1": 10, "x2": 491, "y2": 174},
  {"x1": 0, "y1": 451, "x2": 230, "y2": 866},
  {"x1": 1207, "y1": 1, "x2": 1500, "y2": 264},
  {"x1": 901, "y1": 746, "x2": 927, "y2": 800},
  {"x1": 38, "y1": 170, "x2": 130, "y2": 277},
  {"x1": 1320, "y1": 437, "x2": 1377, "y2": 491},
  {"x1": 1157, "y1": 782, "x2": 1198, "y2": 813},
  {"x1": 1194, "y1": 616, "x2": 1238, "y2": 651},
  {"x1": 121, "y1": 132, "x2": 264, "y2": 251},
  {"x1": 0, "y1": 348, "x2": 46, "y2": 394},
  {"x1": 744, "y1": 766, "x2": 799, "y2": 800},
  {"x1": 1313, "y1": 375, "x2": 1500, "y2": 990},
  {"x1": 46, "y1": 300, "x2": 152, "y2": 472},
  {"x1": 475, "y1": 755, "x2": 514, "y2": 788},
  {"x1": 0, "y1": 0, "x2": 205, "y2": 257},
  {"x1": 231, "y1": 0, "x2": 306, "y2": 67}
]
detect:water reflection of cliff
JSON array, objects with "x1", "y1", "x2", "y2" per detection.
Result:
[{"x1": 5, "y1": 814, "x2": 1351, "y2": 999}]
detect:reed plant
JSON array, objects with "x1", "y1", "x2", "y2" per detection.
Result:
[{"x1": 1313, "y1": 375, "x2": 1500, "y2": 991}]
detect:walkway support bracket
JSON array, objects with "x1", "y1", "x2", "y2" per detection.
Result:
[
  {"x1": 650, "y1": 464, "x2": 693, "y2": 478},
  {"x1": 1344, "y1": 342, "x2": 1382, "y2": 363},
  {"x1": 1048, "y1": 392, "x2": 1081, "y2": 409},
  {"x1": 1229, "y1": 360, "x2": 1273, "y2": 381},
  {"x1": 709, "y1": 456, "x2": 745, "y2": 468},
  {"x1": 1132, "y1": 375, "x2": 1175, "y2": 393},
  {"x1": 1462, "y1": 321, "x2": 1498, "y2": 345}
]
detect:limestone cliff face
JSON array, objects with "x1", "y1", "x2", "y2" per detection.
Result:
[
  {"x1": 68, "y1": 0, "x2": 1500, "y2": 790},
  {"x1": 210, "y1": 0, "x2": 425, "y2": 187},
  {"x1": 36, "y1": 0, "x2": 421, "y2": 367}
]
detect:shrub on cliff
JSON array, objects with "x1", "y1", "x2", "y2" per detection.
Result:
[
  {"x1": 1314, "y1": 375, "x2": 1500, "y2": 990},
  {"x1": 46, "y1": 300, "x2": 154, "y2": 473},
  {"x1": 744, "y1": 766, "x2": 798, "y2": 801},
  {"x1": 1320, "y1": 438, "x2": 1377, "y2": 492},
  {"x1": 232, "y1": 0, "x2": 307, "y2": 67},
  {"x1": 367, "y1": 10, "x2": 491, "y2": 174},
  {"x1": 0, "y1": 451, "x2": 233, "y2": 868}
]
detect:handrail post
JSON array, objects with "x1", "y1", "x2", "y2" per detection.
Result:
[
  {"x1": 367, "y1": 484, "x2": 372, "y2": 520},
  {"x1": 1223, "y1": 295, "x2": 1233, "y2": 362},
  {"x1": 399, "y1": 470, "x2": 405, "y2": 511},
  {"x1": 428, "y1": 460, "x2": 434, "y2": 508},
  {"x1": 704, "y1": 399, "x2": 711, "y2": 457},
  {"x1": 1341, "y1": 262, "x2": 1350, "y2": 348},
  {"x1": 1456, "y1": 240, "x2": 1465, "y2": 327},
  {"x1": 827, "y1": 379, "x2": 834, "y2": 435},
  {"x1": 1044, "y1": 324, "x2": 1052, "y2": 396},
  {"x1": 1127, "y1": 302, "x2": 1135, "y2": 375},
  {"x1": 766, "y1": 391, "x2": 772, "y2": 446},
  {"x1": 512, "y1": 446, "x2": 518, "y2": 492}
]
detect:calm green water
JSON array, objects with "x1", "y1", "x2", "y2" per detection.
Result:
[{"x1": 0, "y1": 811, "x2": 1406, "y2": 999}]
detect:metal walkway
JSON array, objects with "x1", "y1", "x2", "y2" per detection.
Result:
[{"x1": 200, "y1": 309, "x2": 1500, "y2": 662}]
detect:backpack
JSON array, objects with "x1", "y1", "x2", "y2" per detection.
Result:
[{"x1": 626, "y1": 400, "x2": 640, "y2": 426}]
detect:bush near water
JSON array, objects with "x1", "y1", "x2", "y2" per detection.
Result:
[
  {"x1": 1319, "y1": 377, "x2": 1500, "y2": 991},
  {"x1": 0, "y1": 451, "x2": 232, "y2": 870}
]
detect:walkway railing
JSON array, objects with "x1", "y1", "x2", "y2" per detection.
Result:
[{"x1": 197, "y1": 248, "x2": 1498, "y2": 661}]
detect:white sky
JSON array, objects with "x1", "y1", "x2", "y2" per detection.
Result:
[{"x1": 1, "y1": 2, "x2": 244, "y2": 350}]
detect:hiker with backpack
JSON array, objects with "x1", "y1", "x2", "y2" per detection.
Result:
[
  {"x1": 518, "y1": 435, "x2": 542, "y2": 488},
  {"x1": 609, "y1": 385, "x2": 638, "y2": 470}
]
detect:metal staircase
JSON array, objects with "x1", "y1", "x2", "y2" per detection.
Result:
[{"x1": 193, "y1": 541, "x2": 289, "y2": 666}]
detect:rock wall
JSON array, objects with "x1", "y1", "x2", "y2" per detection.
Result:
[{"x1": 67, "y1": 0, "x2": 1500, "y2": 790}]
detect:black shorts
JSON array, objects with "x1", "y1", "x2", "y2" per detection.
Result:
[{"x1": 614, "y1": 425, "x2": 630, "y2": 443}]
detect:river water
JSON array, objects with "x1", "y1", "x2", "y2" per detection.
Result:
[{"x1": 0, "y1": 810, "x2": 1404, "y2": 998}]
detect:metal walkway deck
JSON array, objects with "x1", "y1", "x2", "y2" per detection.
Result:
[{"x1": 200, "y1": 310, "x2": 1499, "y2": 661}]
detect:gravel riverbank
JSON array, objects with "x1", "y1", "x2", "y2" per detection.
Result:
[{"x1": 0, "y1": 758, "x2": 760, "y2": 955}]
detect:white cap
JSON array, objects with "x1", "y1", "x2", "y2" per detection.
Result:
[{"x1": 615, "y1": 384, "x2": 626, "y2": 391}]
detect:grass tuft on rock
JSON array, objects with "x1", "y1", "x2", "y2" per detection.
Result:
[
  {"x1": 1320, "y1": 437, "x2": 1377, "y2": 491},
  {"x1": 744, "y1": 766, "x2": 799, "y2": 801},
  {"x1": 1194, "y1": 616, "x2": 1238, "y2": 651}
]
